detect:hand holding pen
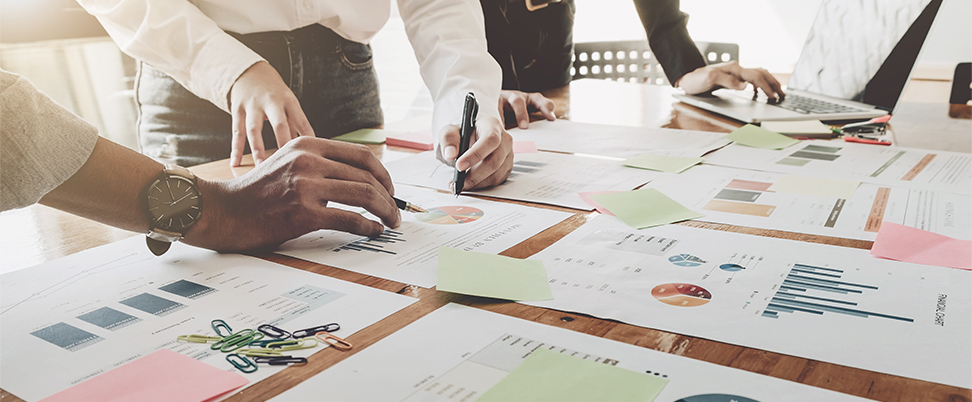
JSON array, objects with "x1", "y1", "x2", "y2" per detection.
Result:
[{"x1": 436, "y1": 93, "x2": 515, "y2": 193}]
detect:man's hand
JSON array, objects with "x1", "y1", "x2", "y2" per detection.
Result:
[
  {"x1": 188, "y1": 137, "x2": 401, "y2": 252},
  {"x1": 228, "y1": 61, "x2": 316, "y2": 167},
  {"x1": 676, "y1": 61, "x2": 785, "y2": 101},
  {"x1": 435, "y1": 116, "x2": 513, "y2": 191},
  {"x1": 499, "y1": 90, "x2": 556, "y2": 129}
]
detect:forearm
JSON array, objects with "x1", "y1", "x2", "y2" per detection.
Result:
[{"x1": 633, "y1": 0, "x2": 706, "y2": 85}]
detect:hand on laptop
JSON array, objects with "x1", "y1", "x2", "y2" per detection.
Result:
[{"x1": 676, "y1": 61, "x2": 785, "y2": 101}]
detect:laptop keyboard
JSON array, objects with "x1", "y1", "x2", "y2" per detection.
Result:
[{"x1": 772, "y1": 94, "x2": 867, "y2": 114}]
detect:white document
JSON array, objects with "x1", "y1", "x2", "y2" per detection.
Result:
[
  {"x1": 272, "y1": 303, "x2": 868, "y2": 402},
  {"x1": 647, "y1": 165, "x2": 972, "y2": 241},
  {"x1": 0, "y1": 236, "x2": 416, "y2": 401},
  {"x1": 386, "y1": 151, "x2": 660, "y2": 210},
  {"x1": 703, "y1": 141, "x2": 972, "y2": 194},
  {"x1": 277, "y1": 185, "x2": 571, "y2": 288},
  {"x1": 524, "y1": 215, "x2": 972, "y2": 388},
  {"x1": 510, "y1": 120, "x2": 732, "y2": 159}
]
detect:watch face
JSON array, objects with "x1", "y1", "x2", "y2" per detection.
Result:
[{"x1": 146, "y1": 176, "x2": 202, "y2": 232}]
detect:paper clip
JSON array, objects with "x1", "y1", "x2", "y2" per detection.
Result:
[
  {"x1": 177, "y1": 334, "x2": 223, "y2": 344},
  {"x1": 315, "y1": 332, "x2": 353, "y2": 351},
  {"x1": 257, "y1": 324, "x2": 292, "y2": 339},
  {"x1": 292, "y1": 323, "x2": 340, "y2": 338},
  {"x1": 211, "y1": 319, "x2": 233, "y2": 337},
  {"x1": 226, "y1": 353, "x2": 257, "y2": 373},
  {"x1": 248, "y1": 339, "x2": 281, "y2": 348},
  {"x1": 213, "y1": 329, "x2": 264, "y2": 352},
  {"x1": 254, "y1": 356, "x2": 308, "y2": 366},
  {"x1": 236, "y1": 348, "x2": 284, "y2": 357},
  {"x1": 273, "y1": 338, "x2": 318, "y2": 351},
  {"x1": 264, "y1": 339, "x2": 299, "y2": 349}
]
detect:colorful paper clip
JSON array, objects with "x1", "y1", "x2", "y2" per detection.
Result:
[
  {"x1": 236, "y1": 348, "x2": 284, "y2": 357},
  {"x1": 226, "y1": 353, "x2": 257, "y2": 373},
  {"x1": 247, "y1": 339, "x2": 282, "y2": 348},
  {"x1": 272, "y1": 338, "x2": 317, "y2": 351},
  {"x1": 315, "y1": 332, "x2": 353, "y2": 351},
  {"x1": 212, "y1": 329, "x2": 264, "y2": 352},
  {"x1": 211, "y1": 319, "x2": 233, "y2": 337},
  {"x1": 254, "y1": 356, "x2": 308, "y2": 366},
  {"x1": 292, "y1": 323, "x2": 340, "y2": 338},
  {"x1": 257, "y1": 324, "x2": 292, "y2": 339},
  {"x1": 177, "y1": 334, "x2": 223, "y2": 344}
]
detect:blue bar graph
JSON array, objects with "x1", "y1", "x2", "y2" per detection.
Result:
[
  {"x1": 763, "y1": 263, "x2": 914, "y2": 323},
  {"x1": 334, "y1": 230, "x2": 404, "y2": 255}
]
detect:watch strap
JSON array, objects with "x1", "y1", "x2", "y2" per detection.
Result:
[{"x1": 145, "y1": 165, "x2": 199, "y2": 256}]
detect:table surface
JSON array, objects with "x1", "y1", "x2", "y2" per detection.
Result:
[{"x1": 2, "y1": 80, "x2": 970, "y2": 402}]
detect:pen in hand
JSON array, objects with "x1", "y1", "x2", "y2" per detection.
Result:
[
  {"x1": 393, "y1": 197, "x2": 427, "y2": 213},
  {"x1": 453, "y1": 93, "x2": 478, "y2": 197}
]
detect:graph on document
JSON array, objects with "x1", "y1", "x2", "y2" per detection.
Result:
[
  {"x1": 761, "y1": 263, "x2": 914, "y2": 322},
  {"x1": 333, "y1": 230, "x2": 405, "y2": 255}
]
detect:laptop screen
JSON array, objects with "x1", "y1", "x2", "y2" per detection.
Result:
[{"x1": 787, "y1": 0, "x2": 942, "y2": 112}]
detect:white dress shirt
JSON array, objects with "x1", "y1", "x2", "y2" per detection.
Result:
[{"x1": 77, "y1": 0, "x2": 502, "y2": 135}]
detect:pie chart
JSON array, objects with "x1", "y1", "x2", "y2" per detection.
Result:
[
  {"x1": 415, "y1": 206, "x2": 484, "y2": 225},
  {"x1": 719, "y1": 263, "x2": 744, "y2": 272},
  {"x1": 651, "y1": 283, "x2": 712, "y2": 307},
  {"x1": 668, "y1": 253, "x2": 706, "y2": 267}
]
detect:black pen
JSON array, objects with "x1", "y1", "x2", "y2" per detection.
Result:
[
  {"x1": 393, "y1": 196, "x2": 427, "y2": 213},
  {"x1": 453, "y1": 92, "x2": 478, "y2": 197}
]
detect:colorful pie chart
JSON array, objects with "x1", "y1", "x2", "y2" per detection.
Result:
[
  {"x1": 651, "y1": 283, "x2": 712, "y2": 307},
  {"x1": 415, "y1": 206, "x2": 484, "y2": 225},
  {"x1": 668, "y1": 253, "x2": 706, "y2": 267},
  {"x1": 719, "y1": 263, "x2": 744, "y2": 272}
]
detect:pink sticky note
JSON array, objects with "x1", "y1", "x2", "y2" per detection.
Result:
[
  {"x1": 386, "y1": 130, "x2": 434, "y2": 151},
  {"x1": 512, "y1": 141, "x2": 538, "y2": 154},
  {"x1": 870, "y1": 222, "x2": 972, "y2": 270},
  {"x1": 41, "y1": 349, "x2": 249, "y2": 402},
  {"x1": 578, "y1": 191, "x2": 619, "y2": 215}
]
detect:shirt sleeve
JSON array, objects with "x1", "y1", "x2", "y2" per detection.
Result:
[
  {"x1": 633, "y1": 0, "x2": 707, "y2": 85},
  {"x1": 398, "y1": 0, "x2": 504, "y2": 135},
  {"x1": 76, "y1": 0, "x2": 264, "y2": 112},
  {"x1": 0, "y1": 71, "x2": 99, "y2": 211}
]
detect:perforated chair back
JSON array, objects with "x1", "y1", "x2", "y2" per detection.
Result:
[{"x1": 571, "y1": 40, "x2": 738, "y2": 85}]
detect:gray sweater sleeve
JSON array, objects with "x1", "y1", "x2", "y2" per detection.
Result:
[{"x1": 1, "y1": 70, "x2": 99, "y2": 211}]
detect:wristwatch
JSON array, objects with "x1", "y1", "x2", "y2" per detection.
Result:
[{"x1": 144, "y1": 164, "x2": 202, "y2": 256}]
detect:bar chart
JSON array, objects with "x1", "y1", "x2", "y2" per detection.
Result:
[{"x1": 333, "y1": 230, "x2": 405, "y2": 255}]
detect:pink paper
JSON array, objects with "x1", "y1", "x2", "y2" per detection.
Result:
[
  {"x1": 41, "y1": 349, "x2": 249, "y2": 402},
  {"x1": 386, "y1": 130, "x2": 434, "y2": 151},
  {"x1": 578, "y1": 191, "x2": 619, "y2": 215},
  {"x1": 870, "y1": 222, "x2": 972, "y2": 270},
  {"x1": 512, "y1": 141, "x2": 538, "y2": 154}
]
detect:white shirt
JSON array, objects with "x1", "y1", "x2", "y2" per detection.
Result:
[{"x1": 77, "y1": 0, "x2": 502, "y2": 135}]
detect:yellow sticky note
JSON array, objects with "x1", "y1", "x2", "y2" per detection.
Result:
[
  {"x1": 589, "y1": 188, "x2": 703, "y2": 229},
  {"x1": 624, "y1": 154, "x2": 703, "y2": 173},
  {"x1": 436, "y1": 247, "x2": 552, "y2": 301},
  {"x1": 478, "y1": 348, "x2": 668, "y2": 402},
  {"x1": 767, "y1": 175, "x2": 861, "y2": 199},
  {"x1": 727, "y1": 124, "x2": 801, "y2": 149},
  {"x1": 332, "y1": 128, "x2": 388, "y2": 144}
]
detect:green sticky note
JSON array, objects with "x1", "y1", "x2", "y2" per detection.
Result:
[
  {"x1": 437, "y1": 247, "x2": 552, "y2": 301},
  {"x1": 332, "y1": 128, "x2": 388, "y2": 144},
  {"x1": 624, "y1": 154, "x2": 703, "y2": 173},
  {"x1": 478, "y1": 348, "x2": 668, "y2": 402},
  {"x1": 726, "y1": 124, "x2": 800, "y2": 149},
  {"x1": 589, "y1": 188, "x2": 703, "y2": 229}
]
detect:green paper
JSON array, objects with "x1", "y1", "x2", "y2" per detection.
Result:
[
  {"x1": 589, "y1": 188, "x2": 703, "y2": 229},
  {"x1": 478, "y1": 348, "x2": 668, "y2": 402},
  {"x1": 436, "y1": 247, "x2": 553, "y2": 301},
  {"x1": 726, "y1": 124, "x2": 800, "y2": 149},
  {"x1": 332, "y1": 128, "x2": 388, "y2": 144},
  {"x1": 624, "y1": 154, "x2": 703, "y2": 173}
]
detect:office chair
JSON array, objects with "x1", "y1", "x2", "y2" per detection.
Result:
[
  {"x1": 571, "y1": 40, "x2": 738, "y2": 85},
  {"x1": 949, "y1": 62, "x2": 971, "y2": 119}
]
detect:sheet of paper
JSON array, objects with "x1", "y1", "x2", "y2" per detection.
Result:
[
  {"x1": 623, "y1": 154, "x2": 702, "y2": 173},
  {"x1": 761, "y1": 120, "x2": 833, "y2": 136},
  {"x1": 646, "y1": 165, "x2": 972, "y2": 242},
  {"x1": 509, "y1": 120, "x2": 732, "y2": 159},
  {"x1": 386, "y1": 151, "x2": 661, "y2": 210},
  {"x1": 386, "y1": 130, "x2": 434, "y2": 151},
  {"x1": 277, "y1": 185, "x2": 570, "y2": 288},
  {"x1": 437, "y1": 247, "x2": 552, "y2": 301},
  {"x1": 589, "y1": 188, "x2": 703, "y2": 229},
  {"x1": 703, "y1": 141, "x2": 972, "y2": 194},
  {"x1": 512, "y1": 141, "x2": 538, "y2": 153},
  {"x1": 578, "y1": 191, "x2": 617, "y2": 216},
  {"x1": 767, "y1": 175, "x2": 860, "y2": 199},
  {"x1": 725, "y1": 124, "x2": 801, "y2": 149},
  {"x1": 41, "y1": 349, "x2": 248, "y2": 402},
  {"x1": 523, "y1": 215, "x2": 972, "y2": 388},
  {"x1": 0, "y1": 237, "x2": 416, "y2": 401},
  {"x1": 478, "y1": 347, "x2": 667, "y2": 402},
  {"x1": 332, "y1": 128, "x2": 389, "y2": 144},
  {"x1": 270, "y1": 303, "x2": 869, "y2": 402},
  {"x1": 871, "y1": 222, "x2": 972, "y2": 270}
]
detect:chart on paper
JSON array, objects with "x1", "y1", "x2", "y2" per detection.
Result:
[{"x1": 525, "y1": 215, "x2": 972, "y2": 388}]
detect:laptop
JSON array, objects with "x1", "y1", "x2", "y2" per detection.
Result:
[{"x1": 674, "y1": 0, "x2": 943, "y2": 123}]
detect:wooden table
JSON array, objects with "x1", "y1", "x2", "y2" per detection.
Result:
[{"x1": 2, "y1": 80, "x2": 969, "y2": 402}]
